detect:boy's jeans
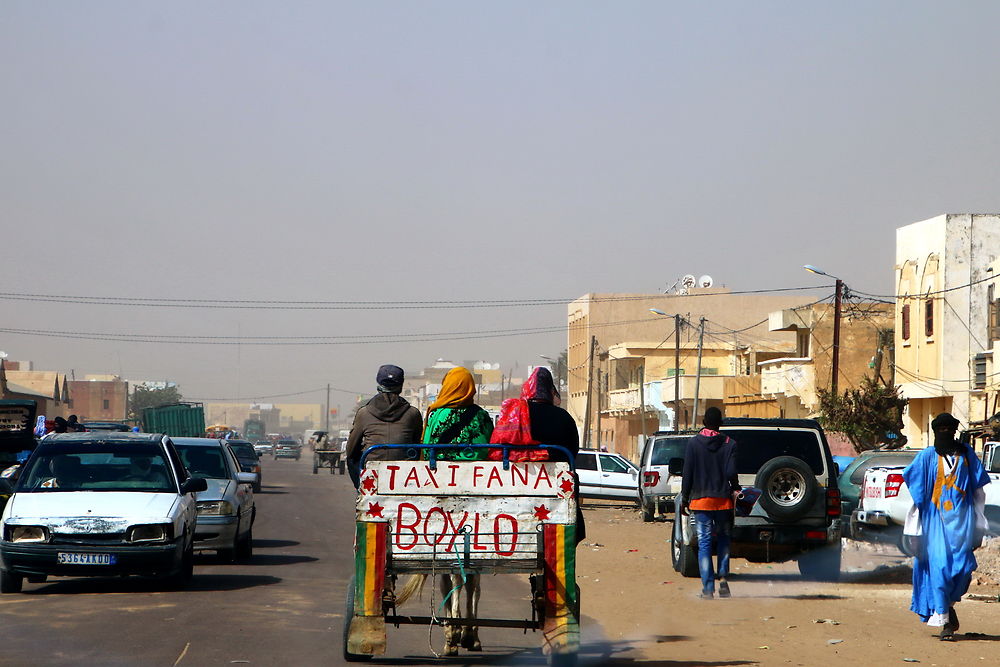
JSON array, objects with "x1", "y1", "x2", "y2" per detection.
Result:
[{"x1": 694, "y1": 509, "x2": 732, "y2": 594}]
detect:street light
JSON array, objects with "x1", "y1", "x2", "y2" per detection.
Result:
[
  {"x1": 803, "y1": 264, "x2": 844, "y2": 395},
  {"x1": 650, "y1": 309, "x2": 683, "y2": 433}
]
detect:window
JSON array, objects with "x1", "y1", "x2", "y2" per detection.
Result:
[
  {"x1": 599, "y1": 454, "x2": 632, "y2": 474},
  {"x1": 925, "y1": 298, "x2": 934, "y2": 337},
  {"x1": 575, "y1": 453, "x2": 597, "y2": 471},
  {"x1": 103, "y1": 399, "x2": 110, "y2": 410},
  {"x1": 901, "y1": 304, "x2": 910, "y2": 341},
  {"x1": 975, "y1": 353, "x2": 988, "y2": 390}
]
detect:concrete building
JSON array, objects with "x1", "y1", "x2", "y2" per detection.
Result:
[
  {"x1": 568, "y1": 290, "x2": 815, "y2": 461},
  {"x1": 204, "y1": 402, "x2": 323, "y2": 436},
  {"x1": 67, "y1": 375, "x2": 130, "y2": 422},
  {"x1": 895, "y1": 214, "x2": 1000, "y2": 447},
  {"x1": 2, "y1": 364, "x2": 70, "y2": 418},
  {"x1": 725, "y1": 301, "x2": 895, "y2": 420}
]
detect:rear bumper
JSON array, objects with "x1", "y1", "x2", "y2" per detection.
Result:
[{"x1": 0, "y1": 540, "x2": 185, "y2": 577}]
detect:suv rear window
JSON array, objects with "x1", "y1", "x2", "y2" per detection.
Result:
[
  {"x1": 722, "y1": 428, "x2": 826, "y2": 475},
  {"x1": 848, "y1": 453, "x2": 916, "y2": 484},
  {"x1": 650, "y1": 437, "x2": 687, "y2": 466}
]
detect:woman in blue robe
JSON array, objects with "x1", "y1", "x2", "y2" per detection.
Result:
[{"x1": 902, "y1": 412, "x2": 990, "y2": 640}]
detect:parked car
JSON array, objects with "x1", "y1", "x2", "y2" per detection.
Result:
[
  {"x1": 253, "y1": 441, "x2": 274, "y2": 457},
  {"x1": 227, "y1": 440, "x2": 262, "y2": 493},
  {"x1": 671, "y1": 418, "x2": 842, "y2": 581},
  {"x1": 638, "y1": 432, "x2": 694, "y2": 521},
  {"x1": 274, "y1": 439, "x2": 301, "y2": 461},
  {"x1": 837, "y1": 449, "x2": 918, "y2": 538},
  {"x1": 171, "y1": 438, "x2": 256, "y2": 562},
  {"x1": 0, "y1": 432, "x2": 207, "y2": 593},
  {"x1": 575, "y1": 450, "x2": 639, "y2": 503}
]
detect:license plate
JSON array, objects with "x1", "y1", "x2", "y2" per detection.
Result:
[{"x1": 57, "y1": 552, "x2": 117, "y2": 565}]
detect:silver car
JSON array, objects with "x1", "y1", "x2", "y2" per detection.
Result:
[{"x1": 172, "y1": 438, "x2": 256, "y2": 562}]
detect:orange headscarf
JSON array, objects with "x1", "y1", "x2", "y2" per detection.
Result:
[{"x1": 427, "y1": 367, "x2": 477, "y2": 412}]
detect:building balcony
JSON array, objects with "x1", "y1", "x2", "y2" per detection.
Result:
[{"x1": 758, "y1": 357, "x2": 815, "y2": 399}]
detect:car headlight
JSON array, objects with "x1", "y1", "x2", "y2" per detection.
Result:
[
  {"x1": 126, "y1": 523, "x2": 173, "y2": 544},
  {"x1": 5, "y1": 525, "x2": 49, "y2": 543},
  {"x1": 197, "y1": 500, "x2": 235, "y2": 516}
]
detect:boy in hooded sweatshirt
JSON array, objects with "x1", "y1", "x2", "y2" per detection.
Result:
[
  {"x1": 681, "y1": 406, "x2": 739, "y2": 599},
  {"x1": 345, "y1": 364, "x2": 423, "y2": 488}
]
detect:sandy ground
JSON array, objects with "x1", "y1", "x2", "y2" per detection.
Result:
[{"x1": 577, "y1": 502, "x2": 1000, "y2": 666}]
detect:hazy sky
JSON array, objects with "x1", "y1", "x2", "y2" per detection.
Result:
[{"x1": 4, "y1": 1, "x2": 1000, "y2": 404}]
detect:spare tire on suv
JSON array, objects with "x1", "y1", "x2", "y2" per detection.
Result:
[{"x1": 754, "y1": 456, "x2": 819, "y2": 522}]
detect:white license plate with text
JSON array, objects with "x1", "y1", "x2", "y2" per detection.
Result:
[{"x1": 57, "y1": 552, "x2": 116, "y2": 565}]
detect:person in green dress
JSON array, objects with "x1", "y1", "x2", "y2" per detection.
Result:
[{"x1": 423, "y1": 366, "x2": 494, "y2": 460}]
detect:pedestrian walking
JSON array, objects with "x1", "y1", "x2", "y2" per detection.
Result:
[
  {"x1": 344, "y1": 364, "x2": 423, "y2": 488},
  {"x1": 681, "y1": 406, "x2": 739, "y2": 599},
  {"x1": 902, "y1": 412, "x2": 990, "y2": 640},
  {"x1": 422, "y1": 367, "x2": 493, "y2": 456}
]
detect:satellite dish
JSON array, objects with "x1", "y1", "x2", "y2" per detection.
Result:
[
  {"x1": 699, "y1": 275, "x2": 714, "y2": 288},
  {"x1": 681, "y1": 274, "x2": 697, "y2": 289}
]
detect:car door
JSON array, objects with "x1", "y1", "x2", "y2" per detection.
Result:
[
  {"x1": 597, "y1": 453, "x2": 639, "y2": 500},
  {"x1": 575, "y1": 452, "x2": 600, "y2": 497},
  {"x1": 224, "y1": 447, "x2": 254, "y2": 531}
]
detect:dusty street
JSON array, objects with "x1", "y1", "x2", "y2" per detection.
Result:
[{"x1": 577, "y1": 502, "x2": 1000, "y2": 666}]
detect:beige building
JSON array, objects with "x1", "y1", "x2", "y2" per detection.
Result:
[
  {"x1": 568, "y1": 290, "x2": 814, "y2": 461},
  {"x1": 1, "y1": 362, "x2": 71, "y2": 418},
  {"x1": 725, "y1": 301, "x2": 895, "y2": 420},
  {"x1": 894, "y1": 214, "x2": 1000, "y2": 447},
  {"x1": 204, "y1": 402, "x2": 323, "y2": 436}
]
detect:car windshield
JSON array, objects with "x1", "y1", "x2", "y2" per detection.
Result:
[
  {"x1": 17, "y1": 443, "x2": 174, "y2": 493},
  {"x1": 722, "y1": 428, "x2": 827, "y2": 475},
  {"x1": 650, "y1": 438, "x2": 687, "y2": 466},
  {"x1": 175, "y1": 444, "x2": 229, "y2": 479}
]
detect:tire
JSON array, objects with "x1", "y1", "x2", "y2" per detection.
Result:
[
  {"x1": 236, "y1": 525, "x2": 253, "y2": 561},
  {"x1": 641, "y1": 499, "x2": 654, "y2": 523},
  {"x1": 754, "y1": 456, "x2": 819, "y2": 522},
  {"x1": 343, "y1": 575, "x2": 373, "y2": 662},
  {"x1": 0, "y1": 569, "x2": 23, "y2": 594},
  {"x1": 797, "y1": 544, "x2": 842, "y2": 582},
  {"x1": 312, "y1": 460, "x2": 318, "y2": 474},
  {"x1": 899, "y1": 532, "x2": 918, "y2": 558},
  {"x1": 671, "y1": 515, "x2": 699, "y2": 577},
  {"x1": 165, "y1": 542, "x2": 195, "y2": 590}
]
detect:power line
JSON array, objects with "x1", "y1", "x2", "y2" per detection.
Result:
[
  {"x1": 185, "y1": 386, "x2": 362, "y2": 401},
  {"x1": 0, "y1": 285, "x2": 826, "y2": 310},
  {"x1": 851, "y1": 273, "x2": 996, "y2": 300}
]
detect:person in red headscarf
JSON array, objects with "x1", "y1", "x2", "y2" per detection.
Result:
[{"x1": 520, "y1": 366, "x2": 578, "y2": 456}]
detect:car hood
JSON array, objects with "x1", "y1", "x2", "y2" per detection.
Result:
[
  {"x1": 195, "y1": 478, "x2": 232, "y2": 502},
  {"x1": 5, "y1": 492, "x2": 180, "y2": 532}
]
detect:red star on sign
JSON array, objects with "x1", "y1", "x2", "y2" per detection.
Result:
[
  {"x1": 366, "y1": 502, "x2": 384, "y2": 518},
  {"x1": 361, "y1": 473, "x2": 377, "y2": 494},
  {"x1": 559, "y1": 478, "x2": 575, "y2": 494},
  {"x1": 533, "y1": 505, "x2": 551, "y2": 521}
]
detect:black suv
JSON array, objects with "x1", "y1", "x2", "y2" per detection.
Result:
[{"x1": 670, "y1": 418, "x2": 842, "y2": 581}]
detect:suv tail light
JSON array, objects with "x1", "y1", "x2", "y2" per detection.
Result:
[
  {"x1": 642, "y1": 471, "x2": 660, "y2": 487},
  {"x1": 885, "y1": 473, "x2": 904, "y2": 498},
  {"x1": 825, "y1": 486, "x2": 841, "y2": 517}
]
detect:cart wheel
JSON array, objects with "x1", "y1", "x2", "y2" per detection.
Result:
[{"x1": 344, "y1": 575, "x2": 373, "y2": 662}]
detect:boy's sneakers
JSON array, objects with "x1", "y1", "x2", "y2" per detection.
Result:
[
  {"x1": 698, "y1": 590, "x2": 714, "y2": 599},
  {"x1": 718, "y1": 580, "x2": 731, "y2": 598}
]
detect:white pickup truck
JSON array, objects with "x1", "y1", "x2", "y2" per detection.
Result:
[{"x1": 852, "y1": 442, "x2": 1000, "y2": 554}]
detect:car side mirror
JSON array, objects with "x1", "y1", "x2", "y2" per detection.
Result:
[
  {"x1": 667, "y1": 457, "x2": 684, "y2": 476},
  {"x1": 181, "y1": 477, "x2": 208, "y2": 494},
  {"x1": 237, "y1": 472, "x2": 259, "y2": 486}
]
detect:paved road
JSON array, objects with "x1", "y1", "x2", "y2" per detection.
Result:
[{"x1": 0, "y1": 453, "x2": 576, "y2": 666}]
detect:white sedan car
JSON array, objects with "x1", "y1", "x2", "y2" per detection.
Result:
[
  {"x1": 575, "y1": 450, "x2": 640, "y2": 503},
  {"x1": 0, "y1": 433, "x2": 207, "y2": 593}
]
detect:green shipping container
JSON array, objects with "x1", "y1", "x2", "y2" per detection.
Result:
[{"x1": 142, "y1": 403, "x2": 206, "y2": 437}]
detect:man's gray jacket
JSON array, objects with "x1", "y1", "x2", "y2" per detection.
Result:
[{"x1": 345, "y1": 392, "x2": 423, "y2": 487}]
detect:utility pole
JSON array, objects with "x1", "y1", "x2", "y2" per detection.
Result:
[
  {"x1": 595, "y1": 368, "x2": 603, "y2": 451},
  {"x1": 583, "y1": 336, "x2": 597, "y2": 450},
  {"x1": 832, "y1": 278, "x2": 843, "y2": 395},
  {"x1": 639, "y1": 364, "x2": 646, "y2": 459},
  {"x1": 674, "y1": 314, "x2": 682, "y2": 433},
  {"x1": 692, "y1": 317, "x2": 706, "y2": 430},
  {"x1": 325, "y1": 384, "x2": 331, "y2": 432}
]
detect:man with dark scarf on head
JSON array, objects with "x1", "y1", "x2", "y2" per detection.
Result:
[
  {"x1": 902, "y1": 412, "x2": 990, "y2": 640},
  {"x1": 345, "y1": 364, "x2": 422, "y2": 488}
]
